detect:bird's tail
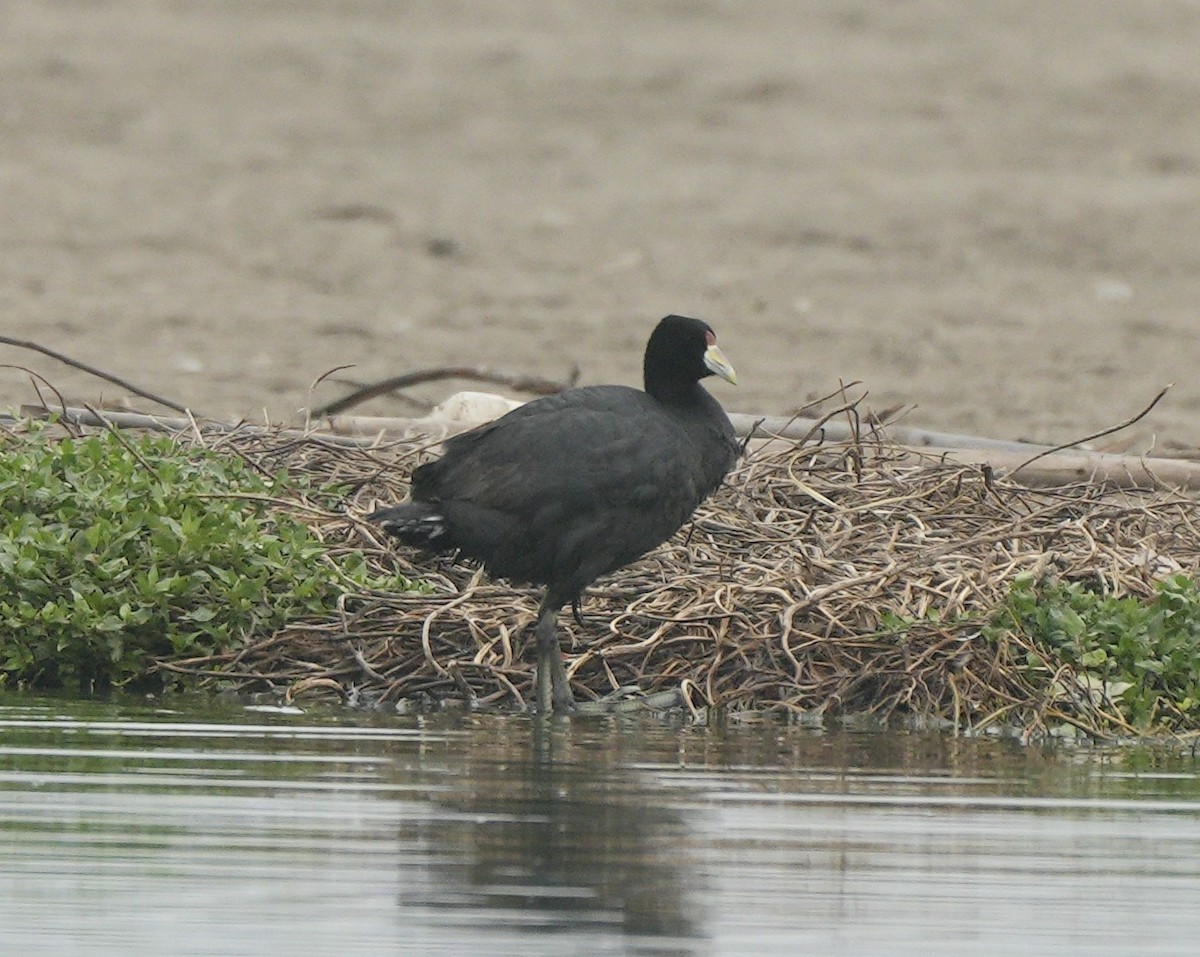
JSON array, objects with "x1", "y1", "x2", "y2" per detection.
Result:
[{"x1": 367, "y1": 502, "x2": 449, "y2": 548}]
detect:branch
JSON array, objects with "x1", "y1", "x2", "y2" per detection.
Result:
[
  {"x1": 0, "y1": 335, "x2": 193, "y2": 415},
  {"x1": 311, "y1": 365, "x2": 580, "y2": 417},
  {"x1": 1011, "y1": 384, "x2": 1171, "y2": 475}
]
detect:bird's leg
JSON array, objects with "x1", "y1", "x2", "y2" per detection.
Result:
[
  {"x1": 571, "y1": 596, "x2": 584, "y2": 627},
  {"x1": 533, "y1": 599, "x2": 574, "y2": 713},
  {"x1": 531, "y1": 596, "x2": 685, "y2": 716}
]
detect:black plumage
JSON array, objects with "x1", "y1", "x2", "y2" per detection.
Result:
[{"x1": 368, "y1": 314, "x2": 738, "y2": 712}]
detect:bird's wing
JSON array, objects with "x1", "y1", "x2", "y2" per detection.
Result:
[{"x1": 415, "y1": 387, "x2": 703, "y2": 512}]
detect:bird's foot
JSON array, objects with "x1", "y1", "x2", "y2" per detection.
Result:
[
  {"x1": 530, "y1": 677, "x2": 683, "y2": 716},
  {"x1": 569, "y1": 686, "x2": 684, "y2": 715}
]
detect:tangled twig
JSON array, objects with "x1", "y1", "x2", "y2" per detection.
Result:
[{"x1": 146, "y1": 420, "x2": 1200, "y2": 739}]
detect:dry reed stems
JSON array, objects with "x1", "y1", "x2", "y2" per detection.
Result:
[{"x1": 156, "y1": 420, "x2": 1200, "y2": 738}]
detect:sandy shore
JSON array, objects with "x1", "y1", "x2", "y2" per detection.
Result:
[{"x1": 3, "y1": 0, "x2": 1199, "y2": 446}]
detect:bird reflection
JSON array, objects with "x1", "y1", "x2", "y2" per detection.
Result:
[{"x1": 388, "y1": 716, "x2": 704, "y2": 949}]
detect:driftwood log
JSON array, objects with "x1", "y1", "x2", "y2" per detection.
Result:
[
  {"x1": 324, "y1": 409, "x2": 1200, "y2": 492},
  {"x1": 7, "y1": 402, "x2": 1200, "y2": 491}
]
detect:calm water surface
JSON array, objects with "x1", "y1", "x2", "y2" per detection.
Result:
[{"x1": 1, "y1": 694, "x2": 1197, "y2": 956}]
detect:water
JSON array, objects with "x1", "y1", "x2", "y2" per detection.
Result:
[{"x1": 1, "y1": 695, "x2": 1197, "y2": 957}]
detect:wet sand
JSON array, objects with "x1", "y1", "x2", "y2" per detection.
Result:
[{"x1": 3, "y1": 0, "x2": 1199, "y2": 445}]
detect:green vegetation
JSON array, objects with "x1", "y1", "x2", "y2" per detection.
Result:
[
  {"x1": 987, "y1": 572, "x2": 1200, "y2": 732},
  {"x1": 4, "y1": 422, "x2": 1199, "y2": 739},
  {"x1": 0, "y1": 426, "x2": 411, "y2": 692}
]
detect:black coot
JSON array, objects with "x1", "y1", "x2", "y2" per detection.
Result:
[{"x1": 368, "y1": 314, "x2": 738, "y2": 712}]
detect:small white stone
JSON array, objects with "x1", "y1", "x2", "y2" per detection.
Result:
[{"x1": 1093, "y1": 279, "x2": 1134, "y2": 303}]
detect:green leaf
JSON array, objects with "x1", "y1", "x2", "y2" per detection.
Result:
[{"x1": 0, "y1": 427, "x2": 418, "y2": 692}]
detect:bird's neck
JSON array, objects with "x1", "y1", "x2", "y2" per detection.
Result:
[{"x1": 646, "y1": 378, "x2": 709, "y2": 409}]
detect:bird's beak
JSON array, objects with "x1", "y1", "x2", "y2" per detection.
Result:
[{"x1": 704, "y1": 344, "x2": 737, "y2": 385}]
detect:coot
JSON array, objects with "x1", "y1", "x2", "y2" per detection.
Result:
[{"x1": 369, "y1": 314, "x2": 738, "y2": 712}]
